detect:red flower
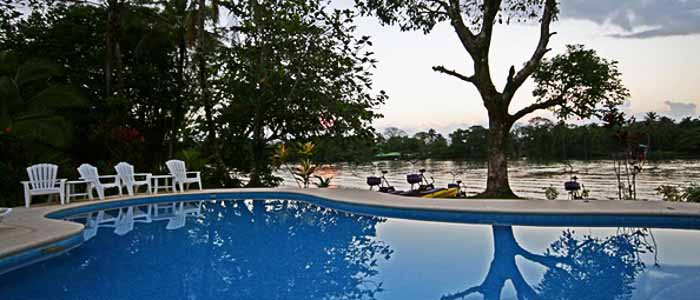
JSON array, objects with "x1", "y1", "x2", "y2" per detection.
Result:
[{"x1": 113, "y1": 127, "x2": 144, "y2": 143}]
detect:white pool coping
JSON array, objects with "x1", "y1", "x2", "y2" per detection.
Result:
[{"x1": 2, "y1": 187, "x2": 700, "y2": 260}]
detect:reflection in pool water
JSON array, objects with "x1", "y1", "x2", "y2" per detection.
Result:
[
  {"x1": 1, "y1": 199, "x2": 699, "y2": 300},
  {"x1": 441, "y1": 226, "x2": 652, "y2": 300}
]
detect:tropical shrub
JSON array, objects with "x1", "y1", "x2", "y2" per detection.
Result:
[
  {"x1": 682, "y1": 184, "x2": 700, "y2": 202},
  {"x1": 543, "y1": 186, "x2": 559, "y2": 200},
  {"x1": 0, "y1": 52, "x2": 86, "y2": 206},
  {"x1": 656, "y1": 184, "x2": 700, "y2": 202}
]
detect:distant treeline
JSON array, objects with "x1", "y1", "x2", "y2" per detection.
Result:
[{"x1": 311, "y1": 114, "x2": 700, "y2": 162}]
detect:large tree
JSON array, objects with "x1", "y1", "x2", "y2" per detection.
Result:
[
  {"x1": 356, "y1": 0, "x2": 629, "y2": 197},
  {"x1": 216, "y1": 0, "x2": 386, "y2": 186}
]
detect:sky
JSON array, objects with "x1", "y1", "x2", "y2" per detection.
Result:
[{"x1": 353, "y1": 0, "x2": 700, "y2": 135}]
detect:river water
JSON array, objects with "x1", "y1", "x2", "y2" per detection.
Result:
[{"x1": 277, "y1": 159, "x2": 700, "y2": 201}]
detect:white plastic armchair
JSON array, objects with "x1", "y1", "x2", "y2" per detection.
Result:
[
  {"x1": 21, "y1": 163, "x2": 67, "y2": 208},
  {"x1": 77, "y1": 164, "x2": 122, "y2": 200},
  {"x1": 165, "y1": 160, "x2": 202, "y2": 192},
  {"x1": 114, "y1": 162, "x2": 152, "y2": 196}
]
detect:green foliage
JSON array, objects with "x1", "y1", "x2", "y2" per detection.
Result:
[
  {"x1": 0, "y1": 2, "x2": 199, "y2": 173},
  {"x1": 372, "y1": 115, "x2": 700, "y2": 162},
  {"x1": 227, "y1": 0, "x2": 387, "y2": 133},
  {"x1": 311, "y1": 134, "x2": 376, "y2": 163},
  {"x1": 214, "y1": 0, "x2": 386, "y2": 185},
  {"x1": 294, "y1": 142, "x2": 317, "y2": 188},
  {"x1": 656, "y1": 185, "x2": 682, "y2": 202},
  {"x1": 533, "y1": 44, "x2": 630, "y2": 120},
  {"x1": 580, "y1": 188, "x2": 590, "y2": 199},
  {"x1": 355, "y1": 0, "x2": 553, "y2": 34},
  {"x1": 0, "y1": 0, "x2": 384, "y2": 198},
  {"x1": 537, "y1": 228, "x2": 652, "y2": 299},
  {"x1": 684, "y1": 184, "x2": 700, "y2": 202},
  {"x1": 313, "y1": 175, "x2": 333, "y2": 188},
  {"x1": 0, "y1": 52, "x2": 86, "y2": 207},
  {"x1": 448, "y1": 126, "x2": 489, "y2": 159},
  {"x1": 376, "y1": 127, "x2": 455, "y2": 160},
  {"x1": 656, "y1": 183, "x2": 700, "y2": 202},
  {"x1": 175, "y1": 148, "x2": 208, "y2": 172},
  {"x1": 0, "y1": 52, "x2": 86, "y2": 148},
  {"x1": 543, "y1": 185, "x2": 559, "y2": 200},
  {"x1": 273, "y1": 142, "x2": 333, "y2": 188}
]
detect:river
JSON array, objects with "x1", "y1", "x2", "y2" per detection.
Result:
[{"x1": 277, "y1": 159, "x2": 700, "y2": 201}]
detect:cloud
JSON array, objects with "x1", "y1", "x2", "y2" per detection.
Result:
[
  {"x1": 627, "y1": 100, "x2": 697, "y2": 120},
  {"x1": 659, "y1": 100, "x2": 698, "y2": 119},
  {"x1": 561, "y1": 0, "x2": 700, "y2": 38}
]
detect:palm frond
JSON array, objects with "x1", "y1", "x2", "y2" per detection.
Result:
[
  {"x1": 12, "y1": 115, "x2": 73, "y2": 148},
  {"x1": 0, "y1": 76, "x2": 20, "y2": 110},
  {"x1": 25, "y1": 85, "x2": 87, "y2": 111},
  {"x1": 15, "y1": 61, "x2": 63, "y2": 87}
]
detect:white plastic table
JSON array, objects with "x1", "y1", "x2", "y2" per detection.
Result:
[
  {"x1": 151, "y1": 175, "x2": 176, "y2": 194},
  {"x1": 66, "y1": 180, "x2": 92, "y2": 203}
]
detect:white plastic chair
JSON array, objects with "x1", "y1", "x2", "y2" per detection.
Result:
[
  {"x1": 83, "y1": 210, "x2": 118, "y2": 240},
  {"x1": 166, "y1": 201, "x2": 204, "y2": 230},
  {"x1": 21, "y1": 163, "x2": 67, "y2": 208},
  {"x1": 77, "y1": 164, "x2": 122, "y2": 200},
  {"x1": 114, "y1": 162, "x2": 152, "y2": 196},
  {"x1": 165, "y1": 160, "x2": 202, "y2": 192}
]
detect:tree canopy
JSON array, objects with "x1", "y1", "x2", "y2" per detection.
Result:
[
  {"x1": 216, "y1": 0, "x2": 386, "y2": 185},
  {"x1": 0, "y1": 0, "x2": 385, "y2": 205}
]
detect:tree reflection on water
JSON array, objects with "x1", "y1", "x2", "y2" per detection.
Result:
[
  {"x1": 442, "y1": 226, "x2": 656, "y2": 300},
  {"x1": 0, "y1": 200, "x2": 393, "y2": 300},
  {"x1": 180, "y1": 200, "x2": 394, "y2": 299},
  {"x1": 0, "y1": 200, "x2": 666, "y2": 300}
]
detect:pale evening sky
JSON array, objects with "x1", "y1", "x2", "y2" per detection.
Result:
[{"x1": 351, "y1": 0, "x2": 700, "y2": 135}]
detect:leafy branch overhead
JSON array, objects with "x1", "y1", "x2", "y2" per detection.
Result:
[{"x1": 526, "y1": 44, "x2": 629, "y2": 121}]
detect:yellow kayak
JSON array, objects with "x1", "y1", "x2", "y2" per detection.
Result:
[{"x1": 421, "y1": 187, "x2": 460, "y2": 199}]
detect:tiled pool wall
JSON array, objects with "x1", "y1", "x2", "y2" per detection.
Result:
[{"x1": 0, "y1": 233, "x2": 83, "y2": 275}]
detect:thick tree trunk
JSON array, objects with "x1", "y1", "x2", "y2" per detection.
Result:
[
  {"x1": 105, "y1": 0, "x2": 123, "y2": 97},
  {"x1": 247, "y1": 117, "x2": 267, "y2": 187},
  {"x1": 481, "y1": 111, "x2": 517, "y2": 198},
  {"x1": 197, "y1": 0, "x2": 215, "y2": 145},
  {"x1": 105, "y1": 3, "x2": 114, "y2": 96},
  {"x1": 169, "y1": 0, "x2": 188, "y2": 159},
  {"x1": 444, "y1": 226, "x2": 539, "y2": 300},
  {"x1": 436, "y1": 0, "x2": 556, "y2": 199},
  {"x1": 248, "y1": 144, "x2": 267, "y2": 187},
  {"x1": 196, "y1": 0, "x2": 227, "y2": 182}
]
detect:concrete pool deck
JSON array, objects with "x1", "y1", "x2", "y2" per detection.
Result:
[{"x1": 2, "y1": 187, "x2": 700, "y2": 261}]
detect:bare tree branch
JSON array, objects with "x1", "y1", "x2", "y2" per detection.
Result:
[
  {"x1": 478, "y1": 0, "x2": 502, "y2": 43},
  {"x1": 446, "y1": 0, "x2": 478, "y2": 56},
  {"x1": 510, "y1": 97, "x2": 563, "y2": 122},
  {"x1": 441, "y1": 285, "x2": 482, "y2": 300},
  {"x1": 416, "y1": 3, "x2": 449, "y2": 18},
  {"x1": 432, "y1": 65, "x2": 476, "y2": 84},
  {"x1": 503, "y1": 0, "x2": 557, "y2": 102}
]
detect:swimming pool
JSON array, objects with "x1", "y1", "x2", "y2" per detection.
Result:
[{"x1": 2, "y1": 197, "x2": 700, "y2": 299}]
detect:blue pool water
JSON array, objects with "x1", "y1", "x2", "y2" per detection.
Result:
[{"x1": 2, "y1": 199, "x2": 700, "y2": 299}]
